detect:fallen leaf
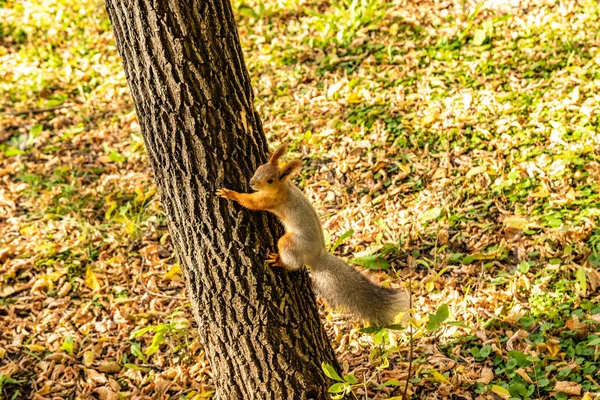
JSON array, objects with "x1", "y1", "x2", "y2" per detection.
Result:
[
  {"x1": 585, "y1": 267, "x2": 600, "y2": 291},
  {"x1": 87, "y1": 369, "x2": 108, "y2": 384},
  {"x1": 0, "y1": 285, "x2": 16, "y2": 297},
  {"x1": 35, "y1": 385, "x2": 52, "y2": 396},
  {"x1": 515, "y1": 368, "x2": 533, "y2": 384},
  {"x1": 476, "y1": 367, "x2": 494, "y2": 384},
  {"x1": 422, "y1": 114, "x2": 435, "y2": 126},
  {"x1": 466, "y1": 166, "x2": 487, "y2": 179},
  {"x1": 420, "y1": 207, "x2": 442, "y2": 223},
  {"x1": 95, "y1": 386, "x2": 118, "y2": 400},
  {"x1": 553, "y1": 381, "x2": 581, "y2": 395},
  {"x1": 565, "y1": 315, "x2": 588, "y2": 337},
  {"x1": 506, "y1": 330, "x2": 529, "y2": 351},
  {"x1": 83, "y1": 350, "x2": 95, "y2": 367},
  {"x1": 432, "y1": 168, "x2": 447, "y2": 180},
  {"x1": 490, "y1": 385, "x2": 510, "y2": 400},
  {"x1": 503, "y1": 215, "x2": 529, "y2": 230},
  {"x1": 85, "y1": 268, "x2": 101, "y2": 291},
  {"x1": 25, "y1": 344, "x2": 46, "y2": 352},
  {"x1": 536, "y1": 339, "x2": 561, "y2": 357},
  {"x1": 430, "y1": 368, "x2": 452, "y2": 385},
  {"x1": 99, "y1": 361, "x2": 122, "y2": 374},
  {"x1": 163, "y1": 264, "x2": 182, "y2": 281}
]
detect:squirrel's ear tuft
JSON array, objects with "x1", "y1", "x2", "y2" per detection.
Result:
[
  {"x1": 279, "y1": 160, "x2": 302, "y2": 181},
  {"x1": 268, "y1": 142, "x2": 288, "y2": 165}
]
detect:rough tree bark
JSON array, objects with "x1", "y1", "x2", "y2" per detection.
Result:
[{"x1": 105, "y1": 0, "x2": 339, "y2": 398}]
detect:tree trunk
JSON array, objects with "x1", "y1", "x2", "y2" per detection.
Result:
[{"x1": 104, "y1": 0, "x2": 339, "y2": 398}]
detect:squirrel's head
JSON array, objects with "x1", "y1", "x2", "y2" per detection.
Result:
[{"x1": 249, "y1": 142, "x2": 302, "y2": 192}]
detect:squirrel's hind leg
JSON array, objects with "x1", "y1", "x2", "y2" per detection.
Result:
[{"x1": 276, "y1": 232, "x2": 304, "y2": 271}]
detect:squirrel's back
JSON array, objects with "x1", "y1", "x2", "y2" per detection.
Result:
[{"x1": 273, "y1": 182, "x2": 325, "y2": 246}]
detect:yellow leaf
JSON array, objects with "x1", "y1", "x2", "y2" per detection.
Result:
[
  {"x1": 47, "y1": 271, "x2": 64, "y2": 282},
  {"x1": 19, "y1": 225, "x2": 36, "y2": 236},
  {"x1": 582, "y1": 393, "x2": 593, "y2": 400},
  {"x1": 530, "y1": 185, "x2": 550, "y2": 198},
  {"x1": 503, "y1": 215, "x2": 530, "y2": 230},
  {"x1": 105, "y1": 201, "x2": 117, "y2": 220},
  {"x1": 490, "y1": 385, "x2": 511, "y2": 400},
  {"x1": 346, "y1": 91, "x2": 361, "y2": 104},
  {"x1": 466, "y1": 166, "x2": 487, "y2": 179},
  {"x1": 25, "y1": 344, "x2": 46, "y2": 352},
  {"x1": 83, "y1": 350, "x2": 95, "y2": 367},
  {"x1": 425, "y1": 281, "x2": 435, "y2": 292},
  {"x1": 430, "y1": 368, "x2": 451, "y2": 385},
  {"x1": 470, "y1": 250, "x2": 503, "y2": 261},
  {"x1": 422, "y1": 115, "x2": 435, "y2": 126},
  {"x1": 32, "y1": 275, "x2": 54, "y2": 292},
  {"x1": 135, "y1": 187, "x2": 156, "y2": 204},
  {"x1": 85, "y1": 268, "x2": 101, "y2": 291},
  {"x1": 432, "y1": 168, "x2": 447, "y2": 180},
  {"x1": 164, "y1": 264, "x2": 182, "y2": 281},
  {"x1": 124, "y1": 219, "x2": 138, "y2": 236},
  {"x1": 546, "y1": 339, "x2": 560, "y2": 357},
  {"x1": 409, "y1": 317, "x2": 421, "y2": 329},
  {"x1": 0, "y1": 347, "x2": 6, "y2": 359}
]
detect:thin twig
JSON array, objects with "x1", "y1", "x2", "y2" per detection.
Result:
[
  {"x1": 3, "y1": 104, "x2": 71, "y2": 116},
  {"x1": 402, "y1": 274, "x2": 413, "y2": 400}
]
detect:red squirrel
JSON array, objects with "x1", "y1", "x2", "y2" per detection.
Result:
[{"x1": 217, "y1": 143, "x2": 408, "y2": 325}]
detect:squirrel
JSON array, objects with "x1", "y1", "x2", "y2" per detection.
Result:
[{"x1": 217, "y1": 142, "x2": 408, "y2": 325}]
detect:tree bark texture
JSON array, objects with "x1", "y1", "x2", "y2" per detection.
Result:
[{"x1": 105, "y1": 0, "x2": 339, "y2": 398}]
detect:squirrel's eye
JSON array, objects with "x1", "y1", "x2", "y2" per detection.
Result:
[{"x1": 267, "y1": 179, "x2": 274, "y2": 184}]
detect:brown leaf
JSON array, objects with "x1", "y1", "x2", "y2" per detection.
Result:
[
  {"x1": 87, "y1": 369, "x2": 108, "y2": 384},
  {"x1": 0, "y1": 285, "x2": 16, "y2": 297},
  {"x1": 99, "y1": 361, "x2": 122, "y2": 374},
  {"x1": 553, "y1": 381, "x2": 581, "y2": 395},
  {"x1": 95, "y1": 386, "x2": 118, "y2": 400},
  {"x1": 586, "y1": 267, "x2": 600, "y2": 292},
  {"x1": 506, "y1": 330, "x2": 529, "y2": 351},
  {"x1": 476, "y1": 367, "x2": 494, "y2": 384},
  {"x1": 565, "y1": 315, "x2": 588, "y2": 337}
]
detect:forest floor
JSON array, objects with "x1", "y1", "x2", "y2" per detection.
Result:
[{"x1": 1, "y1": 0, "x2": 600, "y2": 399}]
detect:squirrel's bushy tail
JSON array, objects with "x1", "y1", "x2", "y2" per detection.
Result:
[{"x1": 310, "y1": 253, "x2": 409, "y2": 325}]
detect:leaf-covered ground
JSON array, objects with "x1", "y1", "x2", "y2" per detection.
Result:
[{"x1": 1, "y1": 0, "x2": 600, "y2": 399}]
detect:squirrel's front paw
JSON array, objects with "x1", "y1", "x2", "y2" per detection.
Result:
[{"x1": 216, "y1": 188, "x2": 237, "y2": 200}]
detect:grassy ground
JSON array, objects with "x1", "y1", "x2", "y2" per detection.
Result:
[{"x1": 1, "y1": 0, "x2": 600, "y2": 399}]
